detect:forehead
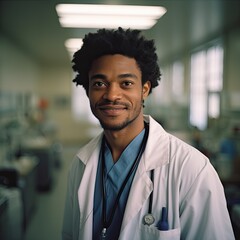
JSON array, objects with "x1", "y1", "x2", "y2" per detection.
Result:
[{"x1": 89, "y1": 54, "x2": 141, "y2": 75}]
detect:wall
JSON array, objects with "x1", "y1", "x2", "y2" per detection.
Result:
[
  {"x1": 0, "y1": 34, "x2": 39, "y2": 93},
  {"x1": 0, "y1": 34, "x2": 40, "y2": 164},
  {"x1": 0, "y1": 33, "x2": 95, "y2": 147},
  {"x1": 38, "y1": 65, "x2": 96, "y2": 145},
  {"x1": 223, "y1": 28, "x2": 240, "y2": 113}
]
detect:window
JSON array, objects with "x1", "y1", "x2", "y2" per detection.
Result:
[
  {"x1": 208, "y1": 92, "x2": 220, "y2": 118},
  {"x1": 190, "y1": 42, "x2": 223, "y2": 130},
  {"x1": 190, "y1": 51, "x2": 207, "y2": 130},
  {"x1": 172, "y1": 60, "x2": 184, "y2": 98},
  {"x1": 207, "y1": 45, "x2": 223, "y2": 119}
]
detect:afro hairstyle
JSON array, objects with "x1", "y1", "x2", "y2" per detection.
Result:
[{"x1": 72, "y1": 27, "x2": 161, "y2": 94}]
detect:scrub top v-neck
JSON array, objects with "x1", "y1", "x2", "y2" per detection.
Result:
[{"x1": 93, "y1": 128, "x2": 145, "y2": 240}]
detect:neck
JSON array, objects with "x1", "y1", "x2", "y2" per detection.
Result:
[{"x1": 104, "y1": 120, "x2": 145, "y2": 163}]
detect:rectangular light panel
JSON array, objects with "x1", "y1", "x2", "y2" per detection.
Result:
[{"x1": 56, "y1": 4, "x2": 166, "y2": 30}]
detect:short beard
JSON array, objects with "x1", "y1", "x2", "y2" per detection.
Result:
[
  {"x1": 99, "y1": 115, "x2": 138, "y2": 131},
  {"x1": 91, "y1": 97, "x2": 144, "y2": 131}
]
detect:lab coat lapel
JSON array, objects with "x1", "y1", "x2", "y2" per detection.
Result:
[
  {"x1": 120, "y1": 157, "x2": 153, "y2": 231},
  {"x1": 120, "y1": 116, "x2": 170, "y2": 232},
  {"x1": 77, "y1": 134, "x2": 102, "y2": 236}
]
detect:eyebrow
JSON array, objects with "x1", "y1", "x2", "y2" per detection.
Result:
[
  {"x1": 90, "y1": 73, "x2": 138, "y2": 81},
  {"x1": 119, "y1": 73, "x2": 138, "y2": 79},
  {"x1": 89, "y1": 74, "x2": 106, "y2": 81}
]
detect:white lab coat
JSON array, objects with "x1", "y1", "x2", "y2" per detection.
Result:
[{"x1": 62, "y1": 115, "x2": 235, "y2": 240}]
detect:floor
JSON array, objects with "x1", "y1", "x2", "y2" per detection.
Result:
[{"x1": 24, "y1": 145, "x2": 79, "y2": 240}]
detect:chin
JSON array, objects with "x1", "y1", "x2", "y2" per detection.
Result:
[
  {"x1": 100, "y1": 123, "x2": 127, "y2": 131},
  {"x1": 99, "y1": 119, "x2": 131, "y2": 131}
]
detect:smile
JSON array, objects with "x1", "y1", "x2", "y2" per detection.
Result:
[{"x1": 98, "y1": 105, "x2": 128, "y2": 116}]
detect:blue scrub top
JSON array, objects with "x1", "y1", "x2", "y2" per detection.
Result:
[{"x1": 93, "y1": 129, "x2": 145, "y2": 240}]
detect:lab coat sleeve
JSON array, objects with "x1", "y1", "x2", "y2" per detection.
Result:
[
  {"x1": 62, "y1": 157, "x2": 85, "y2": 240},
  {"x1": 62, "y1": 168, "x2": 74, "y2": 240},
  {"x1": 179, "y1": 156, "x2": 235, "y2": 240}
]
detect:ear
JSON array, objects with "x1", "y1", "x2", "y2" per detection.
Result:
[{"x1": 142, "y1": 81, "x2": 151, "y2": 100}]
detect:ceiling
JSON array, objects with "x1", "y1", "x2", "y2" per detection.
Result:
[{"x1": 0, "y1": 0, "x2": 240, "y2": 67}]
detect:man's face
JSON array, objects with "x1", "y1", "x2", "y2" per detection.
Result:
[{"x1": 88, "y1": 54, "x2": 150, "y2": 131}]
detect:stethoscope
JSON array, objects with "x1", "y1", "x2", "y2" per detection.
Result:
[
  {"x1": 143, "y1": 167, "x2": 169, "y2": 231},
  {"x1": 143, "y1": 169, "x2": 155, "y2": 226}
]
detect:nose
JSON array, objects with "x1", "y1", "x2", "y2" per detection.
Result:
[{"x1": 103, "y1": 83, "x2": 121, "y2": 102}]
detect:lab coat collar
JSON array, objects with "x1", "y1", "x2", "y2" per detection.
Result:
[
  {"x1": 76, "y1": 133, "x2": 103, "y2": 165},
  {"x1": 142, "y1": 115, "x2": 170, "y2": 170}
]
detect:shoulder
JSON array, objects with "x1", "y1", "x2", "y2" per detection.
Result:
[
  {"x1": 167, "y1": 133, "x2": 222, "y2": 198},
  {"x1": 168, "y1": 132, "x2": 209, "y2": 173},
  {"x1": 147, "y1": 115, "x2": 208, "y2": 167},
  {"x1": 148, "y1": 115, "x2": 214, "y2": 181}
]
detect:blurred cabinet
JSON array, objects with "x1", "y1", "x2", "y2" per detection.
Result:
[
  {"x1": 0, "y1": 187, "x2": 24, "y2": 240},
  {"x1": 22, "y1": 137, "x2": 53, "y2": 191},
  {"x1": 0, "y1": 156, "x2": 38, "y2": 232},
  {"x1": 232, "y1": 205, "x2": 240, "y2": 239},
  {"x1": 0, "y1": 195, "x2": 8, "y2": 239}
]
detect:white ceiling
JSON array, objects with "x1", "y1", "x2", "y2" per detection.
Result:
[{"x1": 0, "y1": 0, "x2": 240, "y2": 67}]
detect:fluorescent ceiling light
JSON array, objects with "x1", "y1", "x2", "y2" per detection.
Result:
[
  {"x1": 56, "y1": 4, "x2": 166, "y2": 30},
  {"x1": 60, "y1": 16, "x2": 156, "y2": 29},
  {"x1": 56, "y1": 4, "x2": 165, "y2": 18}
]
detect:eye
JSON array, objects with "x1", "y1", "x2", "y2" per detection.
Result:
[
  {"x1": 92, "y1": 81, "x2": 106, "y2": 88},
  {"x1": 122, "y1": 81, "x2": 134, "y2": 88}
]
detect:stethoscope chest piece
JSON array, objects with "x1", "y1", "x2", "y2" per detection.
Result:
[{"x1": 143, "y1": 213, "x2": 155, "y2": 226}]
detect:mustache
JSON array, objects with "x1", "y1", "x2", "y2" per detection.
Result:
[{"x1": 96, "y1": 100, "x2": 130, "y2": 109}]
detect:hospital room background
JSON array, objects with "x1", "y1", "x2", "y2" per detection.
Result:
[{"x1": 0, "y1": 0, "x2": 240, "y2": 239}]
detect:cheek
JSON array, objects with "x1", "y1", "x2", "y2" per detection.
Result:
[
  {"x1": 88, "y1": 91, "x2": 105, "y2": 109},
  {"x1": 88, "y1": 94, "x2": 96, "y2": 108},
  {"x1": 131, "y1": 89, "x2": 144, "y2": 100},
  {"x1": 88, "y1": 90, "x2": 99, "y2": 102},
  {"x1": 128, "y1": 93, "x2": 144, "y2": 108}
]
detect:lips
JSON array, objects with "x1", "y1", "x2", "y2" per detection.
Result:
[
  {"x1": 97, "y1": 103, "x2": 128, "y2": 116},
  {"x1": 99, "y1": 105, "x2": 126, "y2": 110}
]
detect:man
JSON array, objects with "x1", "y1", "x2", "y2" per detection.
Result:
[{"x1": 62, "y1": 28, "x2": 235, "y2": 240}]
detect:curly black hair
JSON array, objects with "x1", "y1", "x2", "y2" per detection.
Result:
[{"x1": 72, "y1": 27, "x2": 161, "y2": 94}]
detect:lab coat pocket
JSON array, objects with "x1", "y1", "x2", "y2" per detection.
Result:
[{"x1": 140, "y1": 224, "x2": 180, "y2": 240}]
